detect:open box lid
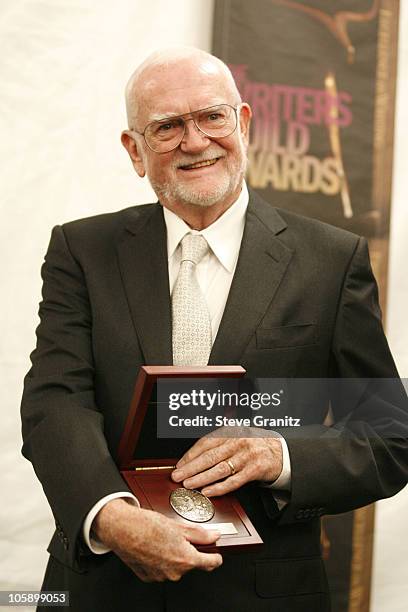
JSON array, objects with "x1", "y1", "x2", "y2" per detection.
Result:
[{"x1": 117, "y1": 365, "x2": 246, "y2": 470}]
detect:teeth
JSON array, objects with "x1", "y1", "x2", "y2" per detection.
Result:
[{"x1": 182, "y1": 158, "x2": 218, "y2": 170}]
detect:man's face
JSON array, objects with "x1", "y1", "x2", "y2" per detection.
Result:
[{"x1": 125, "y1": 60, "x2": 251, "y2": 211}]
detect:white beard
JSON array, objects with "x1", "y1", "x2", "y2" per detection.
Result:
[{"x1": 142, "y1": 137, "x2": 248, "y2": 209}]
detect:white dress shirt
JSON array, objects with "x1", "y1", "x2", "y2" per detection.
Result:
[{"x1": 83, "y1": 182, "x2": 291, "y2": 553}]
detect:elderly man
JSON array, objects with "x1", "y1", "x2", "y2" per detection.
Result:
[{"x1": 21, "y1": 47, "x2": 408, "y2": 612}]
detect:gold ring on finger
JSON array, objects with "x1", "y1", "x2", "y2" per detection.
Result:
[{"x1": 226, "y1": 459, "x2": 236, "y2": 476}]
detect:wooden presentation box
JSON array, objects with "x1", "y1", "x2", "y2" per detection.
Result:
[{"x1": 117, "y1": 365, "x2": 263, "y2": 552}]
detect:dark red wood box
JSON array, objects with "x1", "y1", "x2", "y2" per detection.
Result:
[{"x1": 118, "y1": 365, "x2": 263, "y2": 552}]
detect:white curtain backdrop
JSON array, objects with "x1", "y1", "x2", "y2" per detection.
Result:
[
  {"x1": 372, "y1": 4, "x2": 408, "y2": 611},
  {"x1": 0, "y1": 1, "x2": 406, "y2": 610}
]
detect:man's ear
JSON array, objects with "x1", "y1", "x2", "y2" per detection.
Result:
[
  {"x1": 238, "y1": 103, "x2": 252, "y2": 145},
  {"x1": 121, "y1": 131, "x2": 146, "y2": 177}
]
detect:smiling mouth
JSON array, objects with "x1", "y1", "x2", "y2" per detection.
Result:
[{"x1": 179, "y1": 158, "x2": 220, "y2": 171}]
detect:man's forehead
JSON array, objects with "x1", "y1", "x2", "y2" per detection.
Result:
[
  {"x1": 142, "y1": 72, "x2": 227, "y2": 99},
  {"x1": 139, "y1": 81, "x2": 232, "y2": 124}
]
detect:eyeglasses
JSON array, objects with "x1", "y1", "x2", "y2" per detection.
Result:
[{"x1": 130, "y1": 104, "x2": 241, "y2": 153}]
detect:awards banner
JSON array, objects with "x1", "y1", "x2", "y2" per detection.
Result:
[{"x1": 213, "y1": 1, "x2": 400, "y2": 610}]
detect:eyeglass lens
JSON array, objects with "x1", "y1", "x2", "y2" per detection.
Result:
[{"x1": 145, "y1": 104, "x2": 237, "y2": 152}]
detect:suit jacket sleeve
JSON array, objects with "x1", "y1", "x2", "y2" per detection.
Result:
[
  {"x1": 21, "y1": 225, "x2": 132, "y2": 570},
  {"x1": 263, "y1": 237, "x2": 408, "y2": 525}
]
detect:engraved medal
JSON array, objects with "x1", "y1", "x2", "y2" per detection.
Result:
[{"x1": 170, "y1": 488, "x2": 215, "y2": 522}]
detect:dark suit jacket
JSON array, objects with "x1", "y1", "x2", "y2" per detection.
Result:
[{"x1": 21, "y1": 190, "x2": 408, "y2": 611}]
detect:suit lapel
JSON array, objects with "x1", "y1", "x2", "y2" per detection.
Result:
[
  {"x1": 116, "y1": 193, "x2": 293, "y2": 367},
  {"x1": 209, "y1": 191, "x2": 294, "y2": 365},
  {"x1": 116, "y1": 204, "x2": 173, "y2": 365}
]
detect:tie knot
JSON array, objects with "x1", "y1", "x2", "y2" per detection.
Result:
[{"x1": 180, "y1": 233, "x2": 209, "y2": 265}]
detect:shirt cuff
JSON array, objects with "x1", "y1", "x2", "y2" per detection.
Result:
[
  {"x1": 268, "y1": 436, "x2": 291, "y2": 491},
  {"x1": 83, "y1": 492, "x2": 140, "y2": 555}
]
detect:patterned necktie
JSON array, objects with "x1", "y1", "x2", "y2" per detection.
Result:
[{"x1": 172, "y1": 233, "x2": 212, "y2": 366}]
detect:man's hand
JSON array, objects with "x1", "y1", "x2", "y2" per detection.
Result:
[
  {"x1": 93, "y1": 499, "x2": 222, "y2": 582},
  {"x1": 171, "y1": 427, "x2": 283, "y2": 496}
]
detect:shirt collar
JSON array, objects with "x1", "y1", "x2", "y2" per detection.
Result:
[{"x1": 163, "y1": 181, "x2": 249, "y2": 273}]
